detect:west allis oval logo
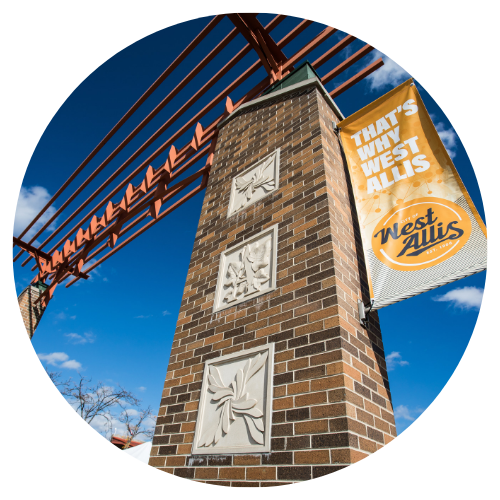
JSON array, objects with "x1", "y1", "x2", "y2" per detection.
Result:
[{"x1": 372, "y1": 197, "x2": 472, "y2": 271}]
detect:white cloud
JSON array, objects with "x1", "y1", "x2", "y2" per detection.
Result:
[
  {"x1": 70, "y1": 315, "x2": 76, "y2": 320},
  {"x1": 365, "y1": 50, "x2": 410, "y2": 92},
  {"x1": 89, "y1": 413, "x2": 127, "y2": 437},
  {"x1": 433, "y1": 286, "x2": 484, "y2": 310},
  {"x1": 38, "y1": 352, "x2": 69, "y2": 366},
  {"x1": 162, "y1": 310, "x2": 171, "y2": 316},
  {"x1": 134, "y1": 314, "x2": 152, "y2": 319},
  {"x1": 88, "y1": 412, "x2": 154, "y2": 441},
  {"x1": 38, "y1": 351, "x2": 82, "y2": 370},
  {"x1": 123, "y1": 408, "x2": 140, "y2": 417},
  {"x1": 60, "y1": 359, "x2": 82, "y2": 370},
  {"x1": 138, "y1": 386, "x2": 147, "y2": 392},
  {"x1": 386, "y1": 351, "x2": 409, "y2": 371},
  {"x1": 434, "y1": 120, "x2": 458, "y2": 158},
  {"x1": 394, "y1": 405, "x2": 415, "y2": 421},
  {"x1": 54, "y1": 312, "x2": 67, "y2": 321},
  {"x1": 65, "y1": 332, "x2": 96, "y2": 345},
  {"x1": 14, "y1": 186, "x2": 58, "y2": 241}
]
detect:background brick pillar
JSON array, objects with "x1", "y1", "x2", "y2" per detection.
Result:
[
  {"x1": 149, "y1": 75, "x2": 396, "y2": 485},
  {"x1": 17, "y1": 284, "x2": 46, "y2": 339}
]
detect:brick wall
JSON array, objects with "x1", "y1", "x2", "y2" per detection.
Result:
[
  {"x1": 17, "y1": 285, "x2": 45, "y2": 339},
  {"x1": 149, "y1": 82, "x2": 396, "y2": 486}
]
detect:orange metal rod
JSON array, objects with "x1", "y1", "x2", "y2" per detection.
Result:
[
  {"x1": 29, "y1": 142, "x2": 212, "y2": 272},
  {"x1": 24, "y1": 24, "x2": 358, "y2": 274},
  {"x1": 282, "y1": 26, "x2": 337, "y2": 72},
  {"x1": 312, "y1": 34, "x2": 356, "y2": 68},
  {"x1": 22, "y1": 17, "x2": 292, "y2": 269},
  {"x1": 34, "y1": 28, "x2": 384, "y2": 295},
  {"x1": 330, "y1": 58, "x2": 384, "y2": 98},
  {"x1": 322, "y1": 44, "x2": 374, "y2": 85},
  {"x1": 21, "y1": 15, "x2": 287, "y2": 266},
  {"x1": 37, "y1": 168, "x2": 207, "y2": 291},
  {"x1": 88, "y1": 167, "x2": 207, "y2": 261},
  {"x1": 17, "y1": 18, "x2": 236, "y2": 258},
  {"x1": 274, "y1": 19, "x2": 313, "y2": 56},
  {"x1": 59, "y1": 164, "x2": 211, "y2": 279},
  {"x1": 14, "y1": 14, "x2": 224, "y2": 260},
  {"x1": 65, "y1": 180, "x2": 207, "y2": 288}
]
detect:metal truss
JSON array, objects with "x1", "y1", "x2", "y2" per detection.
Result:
[{"x1": 13, "y1": 13, "x2": 384, "y2": 307}]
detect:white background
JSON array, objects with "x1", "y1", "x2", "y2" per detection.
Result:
[{"x1": 1, "y1": 1, "x2": 498, "y2": 498}]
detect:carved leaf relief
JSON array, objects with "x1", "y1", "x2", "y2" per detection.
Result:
[
  {"x1": 234, "y1": 157, "x2": 276, "y2": 211},
  {"x1": 223, "y1": 238, "x2": 272, "y2": 304},
  {"x1": 198, "y1": 352, "x2": 268, "y2": 448},
  {"x1": 228, "y1": 150, "x2": 280, "y2": 217}
]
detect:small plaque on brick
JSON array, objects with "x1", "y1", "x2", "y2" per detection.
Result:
[
  {"x1": 192, "y1": 343, "x2": 274, "y2": 455},
  {"x1": 214, "y1": 224, "x2": 278, "y2": 313},
  {"x1": 227, "y1": 148, "x2": 280, "y2": 217}
]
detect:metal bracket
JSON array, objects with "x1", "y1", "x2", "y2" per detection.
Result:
[{"x1": 357, "y1": 299, "x2": 374, "y2": 329}]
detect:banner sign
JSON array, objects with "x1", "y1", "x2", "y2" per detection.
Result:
[{"x1": 338, "y1": 79, "x2": 487, "y2": 309}]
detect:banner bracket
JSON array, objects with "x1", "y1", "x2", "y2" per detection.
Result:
[{"x1": 358, "y1": 299, "x2": 374, "y2": 329}]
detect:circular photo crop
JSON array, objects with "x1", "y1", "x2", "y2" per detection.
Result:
[{"x1": 13, "y1": 12, "x2": 486, "y2": 487}]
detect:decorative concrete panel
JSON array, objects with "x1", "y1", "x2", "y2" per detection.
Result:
[
  {"x1": 213, "y1": 224, "x2": 278, "y2": 313},
  {"x1": 227, "y1": 149, "x2": 280, "y2": 217},
  {"x1": 192, "y1": 343, "x2": 274, "y2": 455}
]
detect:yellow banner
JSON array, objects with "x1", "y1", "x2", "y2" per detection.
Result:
[{"x1": 338, "y1": 79, "x2": 486, "y2": 308}]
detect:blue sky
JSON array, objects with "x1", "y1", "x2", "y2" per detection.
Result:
[{"x1": 13, "y1": 14, "x2": 486, "y2": 437}]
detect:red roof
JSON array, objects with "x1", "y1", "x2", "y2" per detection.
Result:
[{"x1": 110, "y1": 435, "x2": 144, "y2": 449}]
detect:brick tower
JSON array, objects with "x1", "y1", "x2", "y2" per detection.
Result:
[
  {"x1": 149, "y1": 64, "x2": 396, "y2": 485},
  {"x1": 17, "y1": 282, "x2": 47, "y2": 339}
]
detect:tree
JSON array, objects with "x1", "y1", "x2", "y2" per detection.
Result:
[
  {"x1": 46, "y1": 370, "x2": 156, "y2": 444},
  {"x1": 119, "y1": 406, "x2": 156, "y2": 449},
  {"x1": 46, "y1": 370, "x2": 69, "y2": 390}
]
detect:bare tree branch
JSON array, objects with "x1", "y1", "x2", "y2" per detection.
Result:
[
  {"x1": 119, "y1": 406, "x2": 157, "y2": 449},
  {"x1": 45, "y1": 369, "x2": 70, "y2": 390},
  {"x1": 46, "y1": 372, "x2": 154, "y2": 443},
  {"x1": 60, "y1": 375, "x2": 140, "y2": 425}
]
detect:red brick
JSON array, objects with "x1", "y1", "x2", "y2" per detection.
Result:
[{"x1": 295, "y1": 450, "x2": 330, "y2": 464}]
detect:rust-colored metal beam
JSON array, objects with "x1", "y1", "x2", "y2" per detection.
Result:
[
  {"x1": 330, "y1": 58, "x2": 384, "y2": 98},
  {"x1": 48, "y1": 23, "x2": 350, "y2": 283},
  {"x1": 24, "y1": 22, "x2": 348, "y2": 275},
  {"x1": 34, "y1": 161, "x2": 212, "y2": 305},
  {"x1": 13, "y1": 237, "x2": 51, "y2": 262},
  {"x1": 312, "y1": 34, "x2": 356, "y2": 68},
  {"x1": 26, "y1": 125, "x2": 218, "y2": 272},
  {"x1": 15, "y1": 16, "x2": 387, "y2": 307},
  {"x1": 228, "y1": 14, "x2": 288, "y2": 81},
  {"x1": 322, "y1": 44, "x2": 375, "y2": 85},
  {"x1": 21, "y1": 15, "x2": 287, "y2": 269},
  {"x1": 228, "y1": 14, "x2": 274, "y2": 75},
  {"x1": 277, "y1": 19, "x2": 313, "y2": 49},
  {"x1": 13, "y1": 14, "x2": 224, "y2": 261},
  {"x1": 65, "y1": 180, "x2": 207, "y2": 290},
  {"x1": 29, "y1": 137, "x2": 213, "y2": 276},
  {"x1": 61, "y1": 141, "x2": 216, "y2": 292},
  {"x1": 241, "y1": 14, "x2": 287, "y2": 69},
  {"x1": 283, "y1": 26, "x2": 337, "y2": 72},
  {"x1": 72, "y1": 165, "x2": 210, "y2": 269},
  {"x1": 16, "y1": 18, "x2": 233, "y2": 262}
]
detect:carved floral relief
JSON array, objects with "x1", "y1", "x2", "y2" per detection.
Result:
[
  {"x1": 197, "y1": 351, "x2": 268, "y2": 447},
  {"x1": 214, "y1": 225, "x2": 278, "y2": 313},
  {"x1": 227, "y1": 149, "x2": 280, "y2": 217},
  {"x1": 192, "y1": 344, "x2": 274, "y2": 455}
]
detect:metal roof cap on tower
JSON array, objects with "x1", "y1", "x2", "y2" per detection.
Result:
[{"x1": 262, "y1": 60, "x2": 322, "y2": 96}]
